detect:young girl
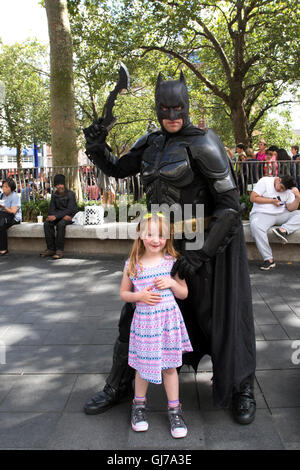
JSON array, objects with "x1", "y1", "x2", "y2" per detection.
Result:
[{"x1": 120, "y1": 214, "x2": 193, "y2": 439}]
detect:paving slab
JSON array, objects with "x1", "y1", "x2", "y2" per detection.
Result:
[
  {"x1": 252, "y1": 304, "x2": 279, "y2": 325},
  {"x1": 13, "y1": 311, "x2": 67, "y2": 325},
  {"x1": 0, "y1": 412, "x2": 61, "y2": 449},
  {"x1": 0, "y1": 375, "x2": 19, "y2": 405},
  {"x1": 271, "y1": 408, "x2": 300, "y2": 450},
  {"x1": 274, "y1": 313, "x2": 300, "y2": 339},
  {"x1": 43, "y1": 324, "x2": 95, "y2": 345},
  {"x1": 0, "y1": 374, "x2": 77, "y2": 412},
  {"x1": 201, "y1": 409, "x2": 284, "y2": 450},
  {"x1": 47, "y1": 407, "x2": 130, "y2": 450},
  {"x1": 288, "y1": 303, "x2": 300, "y2": 318},
  {"x1": 64, "y1": 374, "x2": 107, "y2": 413},
  {"x1": 90, "y1": 328, "x2": 119, "y2": 345},
  {"x1": 259, "y1": 324, "x2": 289, "y2": 340},
  {"x1": 1, "y1": 325, "x2": 51, "y2": 346},
  {"x1": 256, "y1": 370, "x2": 300, "y2": 408},
  {"x1": 256, "y1": 340, "x2": 298, "y2": 370},
  {"x1": 0, "y1": 345, "x2": 113, "y2": 374},
  {"x1": 254, "y1": 322, "x2": 265, "y2": 341},
  {"x1": 197, "y1": 355, "x2": 213, "y2": 372}
]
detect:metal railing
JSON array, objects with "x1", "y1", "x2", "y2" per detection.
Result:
[
  {"x1": 234, "y1": 160, "x2": 300, "y2": 195},
  {"x1": 1, "y1": 160, "x2": 299, "y2": 202},
  {"x1": 0, "y1": 166, "x2": 144, "y2": 203}
]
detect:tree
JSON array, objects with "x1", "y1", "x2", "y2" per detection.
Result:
[
  {"x1": 45, "y1": 0, "x2": 79, "y2": 192},
  {"x1": 68, "y1": 0, "x2": 155, "y2": 154},
  {"x1": 85, "y1": 0, "x2": 299, "y2": 146},
  {"x1": 0, "y1": 41, "x2": 50, "y2": 169}
]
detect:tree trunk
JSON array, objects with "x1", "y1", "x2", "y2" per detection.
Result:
[
  {"x1": 16, "y1": 143, "x2": 22, "y2": 171},
  {"x1": 45, "y1": 0, "x2": 80, "y2": 197},
  {"x1": 230, "y1": 101, "x2": 250, "y2": 147}
]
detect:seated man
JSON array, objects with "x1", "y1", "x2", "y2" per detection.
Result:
[
  {"x1": 40, "y1": 174, "x2": 77, "y2": 259},
  {"x1": 250, "y1": 175, "x2": 300, "y2": 270}
]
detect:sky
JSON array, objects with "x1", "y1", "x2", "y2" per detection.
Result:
[
  {"x1": 0, "y1": 0, "x2": 49, "y2": 46},
  {"x1": 0, "y1": 0, "x2": 299, "y2": 130}
]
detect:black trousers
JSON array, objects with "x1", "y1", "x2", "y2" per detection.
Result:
[
  {"x1": 0, "y1": 213, "x2": 19, "y2": 251},
  {"x1": 44, "y1": 218, "x2": 72, "y2": 251}
]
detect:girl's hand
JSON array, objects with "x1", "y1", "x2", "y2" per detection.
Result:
[
  {"x1": 153, "y1": 277, "x2": 174, "y2": 290},
  {"x1": 138, "y1": 286, "x2": 162, "y2": 305}
]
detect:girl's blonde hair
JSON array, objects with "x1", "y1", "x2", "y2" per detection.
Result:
[{"x1": 127, "y1": 215, "x2": 179, "y2": 277}]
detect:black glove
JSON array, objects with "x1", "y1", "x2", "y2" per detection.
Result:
[
  {"x1": 171, "y1": 256, "x2": 196, "y2": 280},
  {"x1": 83, "y1": 118, "x2": 108, "y2": 145},
  {"x1": 171, "y1": 250, "x2": 210, "y2": 280}
]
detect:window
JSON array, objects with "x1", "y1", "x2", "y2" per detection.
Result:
[
  {"x1": 7, "y1": 156, "x2": 17, "y2": 164},
  {"x1": 22, "y1": 156, "x2": 33, "y2": 164}
]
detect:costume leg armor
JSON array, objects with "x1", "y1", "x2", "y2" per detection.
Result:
[{"x1": 84, "y1": 303, "x2": 135, "y2": 415}]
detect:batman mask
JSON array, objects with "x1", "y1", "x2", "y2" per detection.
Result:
[{"x1": 155, "y1": 71, "x2": 190, "y2": 129}]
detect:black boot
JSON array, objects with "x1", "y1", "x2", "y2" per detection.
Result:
[
  {"x1": 232, "y1": 382, "x2": 256, "y2": 425},
  {"x1": 84, "y1": 339, "x2": 134, "y2": 415}
]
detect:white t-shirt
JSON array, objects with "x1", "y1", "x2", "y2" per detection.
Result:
[{"x1": 250, "y1": 177, "x2": 295, "y2": 215}]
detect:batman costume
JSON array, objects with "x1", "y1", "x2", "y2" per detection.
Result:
[{"x1": 83, "y1": 72, "x2": 256, "y2": 424}]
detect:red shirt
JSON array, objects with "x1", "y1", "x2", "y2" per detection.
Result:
[{"x1": 256, "y1": 151, "x2": 266, "y2": 161}]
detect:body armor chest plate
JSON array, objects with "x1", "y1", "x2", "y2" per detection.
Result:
[{"x1": 141, "y1": 135, "x2": 195, "y2": 206}]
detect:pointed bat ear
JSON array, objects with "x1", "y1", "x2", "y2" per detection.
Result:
[
  {"x1": 156, "y1": 72, "x2": 163, "y2": 91},
  {"x1": 180, "y1": 70, "x2": 186, "y2": 83}
]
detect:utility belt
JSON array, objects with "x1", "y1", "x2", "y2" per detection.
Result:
[{"x1": 172, "y1": 216, "x2": 211, "y2": 235}]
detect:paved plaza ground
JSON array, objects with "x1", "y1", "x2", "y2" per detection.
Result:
[{"x1": 0, "y1": 253, "x2": 299, "y2": 450}]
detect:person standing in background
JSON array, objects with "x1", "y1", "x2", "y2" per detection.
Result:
[{"x1": 255, "y1": 139, "x2": 267, "y2": 161}]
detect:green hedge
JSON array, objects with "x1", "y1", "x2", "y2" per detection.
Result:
[
  {"x1": 21, "y1": 198, "x2": 147, "y2": 222},
  {"x1": 21, "y1": 199, "x2": 51, "y2": 222},
  {"x1": 21, "y1": 194, "x2": 252, "y2": 222}
]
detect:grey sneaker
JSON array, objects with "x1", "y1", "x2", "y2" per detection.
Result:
[
  {"x1": 168, "y1": 405, "x2": 187, "y2": 438},
  {"x1": 131, "y1": 401, "x2": 148, "y2": 432}
]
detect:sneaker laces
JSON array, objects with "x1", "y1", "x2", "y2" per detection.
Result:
[
  {"x1": 168, "y1": 407, "x2": 186, "y2": 429},
  {"x1": 132, "y1": 403, "x2": 147, "y2": 423}
]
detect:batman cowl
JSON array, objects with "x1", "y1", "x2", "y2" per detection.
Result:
[{"x1": 155, "y1": 71, "x2": 190, "y2": 127}]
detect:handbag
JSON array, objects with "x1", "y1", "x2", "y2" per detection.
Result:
[
  {"x1": 84, "y1": 205, "x2": 104, "y2": 225},
  {"x1": 0, "y1": 211, "x2": 14, "y2": 228}
]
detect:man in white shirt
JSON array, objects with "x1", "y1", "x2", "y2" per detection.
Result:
[{"x1": 250, "y1": 175, "x2": 300, "y2": 270}]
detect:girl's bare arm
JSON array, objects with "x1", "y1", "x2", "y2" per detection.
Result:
[
  {"x1": 120, "y1": 267, "x2": 162, "y2": 305},
  {"x1": 154, "y1": 273, "x2": 188, "y2": 300}
]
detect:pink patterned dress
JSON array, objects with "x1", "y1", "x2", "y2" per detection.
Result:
[{"x1": 126, "y1": 255, "x2": 193, "y2": 384}]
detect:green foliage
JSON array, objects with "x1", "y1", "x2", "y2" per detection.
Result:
[
  {"x1": 239, "y1": 194, "x2": 253, "y2": 221},
  {"x1": 68, "y1": 0, "x2": 299, "y2": 148},
  {"x1": 0, "y1": 40, "x2": 50, "y2": 165},
  {"x1": 21, "y1": 197, "x2": 147, "y2": 222},
  {"x1": 22, "y1": 199, "x2": 50, "y2": 222},
  {"x1": 252, "y1": 110, "x2": 295, "y2": 150}
]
